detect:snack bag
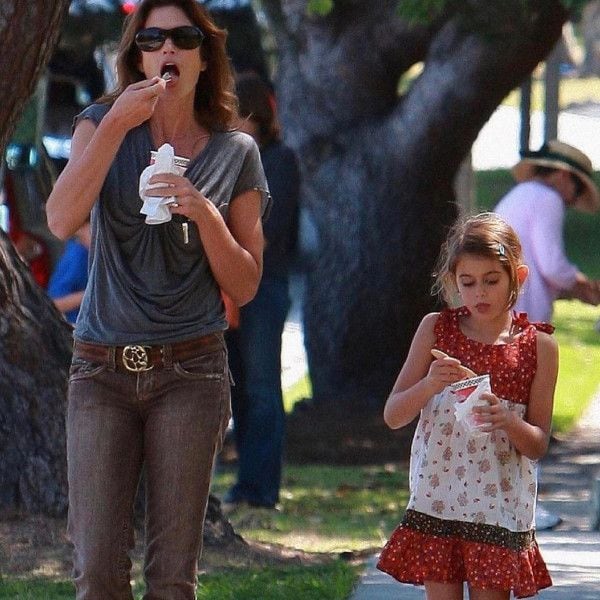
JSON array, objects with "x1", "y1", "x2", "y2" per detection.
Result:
[
  {"x1": 450, "y1": 374, "x2": 491, "y2": 437},
  {"x1": 139, "y1": 143, "x2": 189, "y2": 224}
]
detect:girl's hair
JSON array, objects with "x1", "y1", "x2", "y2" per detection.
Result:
[
  {"x1": 99, "y1": 0, "x2": 237, "y2": 131},
  {"x1": 235, "y1": 72, "x2": 279, "y2": 147},
  {"x1": 432, "y1": 212, "x2": 524, "y2": 309}
]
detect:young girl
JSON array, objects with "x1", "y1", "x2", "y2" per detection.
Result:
[{"x1": 378, "y1": 213, "x2": 558, "y2": 599}]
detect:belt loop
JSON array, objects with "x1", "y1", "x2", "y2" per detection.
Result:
[
  {"x1": 108, "y1": 346, "x2": 116, "y2": 371},
  {"x1": 162, "y1": 344, "x2": 173, "y2": 369}
]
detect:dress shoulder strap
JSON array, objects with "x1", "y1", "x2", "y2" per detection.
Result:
[
  {"x1": 513, "y1": 311, "x2": 555, "y2": 335},
  {"x1": 433, "y1": 307, "x2": 462, "y2": 337}
]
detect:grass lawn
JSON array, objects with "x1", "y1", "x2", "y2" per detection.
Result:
[
  {"x1": 552, "y1": 300, "x2": 600, "y2": 431},
  {"x1": 502, "y1": 76, "x2": 600, "y2": 112},
  {"x1": 0, "y1": 563, "x2": 359, "y2": 600},
  {"x1": 0, "y1": 463, "x2": 389, "y2": 599},
  {"x1": 211, "y1": 464, "x2": 409, "y2": 554},
  {"x1": 283, "y1": 373, "x2": 312, "y2": 413},
  {"x1": 195, "y1": 562, "x2": 359, "y2": 600},
  {"x1": 0, "y1": 580, "x2": 75, "y2": 600}
]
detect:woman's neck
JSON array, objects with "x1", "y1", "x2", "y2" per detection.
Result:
[{"x1": 150, "y1": 100, "x2": 210, "y2": 158}]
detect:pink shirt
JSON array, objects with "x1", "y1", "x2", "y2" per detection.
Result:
[{"x1": 495, "y1": 180, "x2": 578, "y2": 322}]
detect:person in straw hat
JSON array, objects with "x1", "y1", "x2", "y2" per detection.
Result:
[{"x1": 494, "y1": 139, "x2": 600, "y2": 323}]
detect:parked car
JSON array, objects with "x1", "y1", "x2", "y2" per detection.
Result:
[{"x1": 0, "y1": 143, "x2": 62, "y2": 289}]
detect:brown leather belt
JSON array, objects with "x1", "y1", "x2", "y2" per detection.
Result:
[{"x1": 73, "y1": 333, "x2": 222, "y2": 373}]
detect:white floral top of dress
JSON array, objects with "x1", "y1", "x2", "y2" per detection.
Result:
[{"x1": 407, "y1": 391, "x2": 536, "y2": 532}]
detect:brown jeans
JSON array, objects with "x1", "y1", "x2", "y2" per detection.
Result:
[{"x1": 66, "y1": 336, "x2": 230, "y2": 600}]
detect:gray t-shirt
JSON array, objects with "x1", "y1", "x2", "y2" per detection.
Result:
[{"x1": 73, "y1": 103, "x2": 270, "y2": 345}]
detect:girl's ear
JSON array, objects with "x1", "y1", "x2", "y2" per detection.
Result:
[{"x1": 517, "y1": 264, "x2": 529, "y2": 285}]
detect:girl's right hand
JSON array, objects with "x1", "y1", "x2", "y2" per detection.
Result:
[
  {"x1": 425, "y1": 356, "x2": 465, "y2": 394},
  {"x1": 109, "y1": 77, "x2": 167, "y2": 131}
]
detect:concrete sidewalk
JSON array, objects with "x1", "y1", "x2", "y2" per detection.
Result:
[{"x1": 348, "y1": 390, "x2": 600, "y2": 599}]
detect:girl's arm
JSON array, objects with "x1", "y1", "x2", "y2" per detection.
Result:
[
  {"x1": 47, "y1": 78, "x2": 167, "y2": 239},
  {"x1": 383, "y1": 313, "x2": 466, "y2": 429},
  {"x1": 476, "y1": 331, "x2": 558, "y2": 460}
]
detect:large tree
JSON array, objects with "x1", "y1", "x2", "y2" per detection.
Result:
[
  {"x1": 0, "y1": 0, "x2": 71, "y2": 516},
  {"x1": 261, "y1": 0, "x2": 572, "y2": 411}
]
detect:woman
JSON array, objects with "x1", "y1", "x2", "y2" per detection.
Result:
[
  {"x1": 224, "y1": 72, "x2": 300, "y2": 511},
  {"x1": 46, "y1": 1, "x2": 270, "y2": 597}
]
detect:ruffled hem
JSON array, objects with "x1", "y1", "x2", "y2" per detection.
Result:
[{"x1": 377, "y1": 525, "x2": 552, "y2": 599}]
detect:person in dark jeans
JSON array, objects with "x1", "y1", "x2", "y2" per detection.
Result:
[
  {"x1": 224, "y1": 72, "x2": 300, "y2": 510},
  {"x1": 45, "y1": 1, "x2": 269, "y2": 597}
]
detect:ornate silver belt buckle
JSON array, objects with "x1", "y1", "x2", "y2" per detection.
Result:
[{"x1": 122, "y1": 345, "x2": 153, "y2": 372}]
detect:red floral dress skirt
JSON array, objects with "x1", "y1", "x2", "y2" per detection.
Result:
[{"x1": 377, "y1": 308, "x2": 553, "y2": 598}]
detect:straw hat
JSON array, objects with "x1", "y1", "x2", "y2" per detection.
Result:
[{"x1": 512, "y1": 140, "x2": 599, "y2": 213}]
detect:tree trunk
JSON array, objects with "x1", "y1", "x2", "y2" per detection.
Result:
[
  {"x1": 581, "y1": 1, "x2": 600, "y2": 77},
  {"x1": 0, "y1": 232, "x2": 73, "y2": 516},
  {"x1": 0, "y1": 0, "x2": 70, "y2": 517},
  {"x1": 263, "y1": 1, "x2": 567, "y2": 416},
  {"x1": 519, "y1": 76, "x2": 532, "y2": 152},
  {"x1": 0, "y1": 2, "x2": 69, "y2": 152},
  {"x1": 544, "y1": 42, "x2": 561, "y2": 141}
]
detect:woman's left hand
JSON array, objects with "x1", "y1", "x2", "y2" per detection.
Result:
[
  {"x1": 472, "y1": 392, "x2": 518, "y2": 432},
  {"x1": 148, "y1": 172, "x2": 208, "y2": 222}
]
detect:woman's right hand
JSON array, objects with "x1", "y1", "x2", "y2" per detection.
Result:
[
  {"x1": 424, "y1": 355, "x2": 465, "y2": 394},
  {"x1": 109, "y1": 77, "x2": 167, "y2": 131}
]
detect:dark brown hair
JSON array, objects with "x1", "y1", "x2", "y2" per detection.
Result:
[
  {"x1": 432, "y1": 212, "x2": 524, "y2": 309},
  {"x1": 235, "y1": 72, "x2": 279, "y2": 147},
  {"x1": 99, "y1": 0, "x2": 237, "y2": 130}
]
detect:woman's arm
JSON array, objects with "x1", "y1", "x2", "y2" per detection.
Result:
[
  {"x1": 383, "y1": 313, "x2": 466, "y2": 429},
  {"x1": 148, "y1": 171, "x2": 264, "y2": 306},
  {"x1": 47, "y1": 78, "x2": 167, "y2": 240},
  {"x1": 190, "y1": 188, "x2": 264, "y2": 306},
  {"x1": 53, "y1": 291, "x2": 85, "y2": 314}
]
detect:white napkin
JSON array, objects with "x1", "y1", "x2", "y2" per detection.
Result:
[
  {"x1": 450, "y1": 374, "x2": 491, "y2": 437},
  {"x1": 139, "y1": 143, "x2": 177, "y2": 225}
]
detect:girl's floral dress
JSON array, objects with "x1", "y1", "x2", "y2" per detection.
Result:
[{"x1": 377, "y1": 307, "x2": 554, "y2": 598}]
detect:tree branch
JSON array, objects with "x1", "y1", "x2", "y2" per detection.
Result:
[{"x1": 388, "y1": 0, "x2": 567, "y2": 183}]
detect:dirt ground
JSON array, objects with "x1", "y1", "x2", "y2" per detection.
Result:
[{"x1": 0, "y1": 513, "x2": 349, "y2": 582}]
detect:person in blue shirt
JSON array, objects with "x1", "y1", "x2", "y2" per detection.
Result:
[{"x1": 48, "y1": 220, "x2": 90, "y2": 324}]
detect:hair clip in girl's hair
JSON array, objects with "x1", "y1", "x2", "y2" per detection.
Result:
[{"x1": 497, "y1": 243, "x2": 506, "y2": 257}]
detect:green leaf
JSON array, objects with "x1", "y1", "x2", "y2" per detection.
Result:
[
  {"x1": 307, "y1": 0, "x2": 334, "y2": 17},
  {"x1": 397, "y1": 0, "x2": 447, "y2": 24}
]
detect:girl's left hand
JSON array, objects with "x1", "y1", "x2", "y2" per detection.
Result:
[
  {"x1": 472, "y1": 392, "x2": 518, "y2": 432},
  {"x1": 148, "y1": 173, "x2": 208, "y2": 222}
]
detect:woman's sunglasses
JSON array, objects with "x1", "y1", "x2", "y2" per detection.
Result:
[{"x1": 135, "y1": 26, "x2": 204, "y2": 52}]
